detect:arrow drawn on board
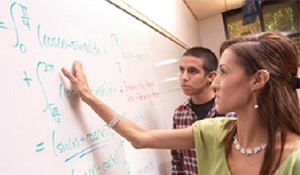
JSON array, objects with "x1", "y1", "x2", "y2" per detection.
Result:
[{"x1": 64, "y1": 140, "x2": 109, "y2": 162}]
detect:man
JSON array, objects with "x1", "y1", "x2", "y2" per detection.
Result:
[{"x1": 171, "y1": 47, "x2": 235, "y2": 175}]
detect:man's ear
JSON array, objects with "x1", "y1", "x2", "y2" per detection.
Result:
[
  {"x1": 252, "y1": 69, "x2": 270, "y2": 90},
  {"x1": 207, "y1": 71, "x2": 217, "y2": 83}
]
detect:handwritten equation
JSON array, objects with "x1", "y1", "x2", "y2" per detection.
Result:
[
  {"x1": 1, "y1": 2, "x2": 108, "y2": 56},
  {"x1": 1, "y1": 1, "x2": 166, "y2": 175}
]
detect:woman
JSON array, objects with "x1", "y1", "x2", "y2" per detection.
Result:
[{"x1": 62, "y1": 31, "x2": 300, "y2": 175}]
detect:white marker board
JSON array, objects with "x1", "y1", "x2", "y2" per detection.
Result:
[{"x1": 0, "y1": 0, "x2": 187, "y2": 174}]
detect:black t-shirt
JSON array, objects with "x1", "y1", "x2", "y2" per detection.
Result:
[{"x1": 191, "y1": 97, "x2": 215, "y2": 120}]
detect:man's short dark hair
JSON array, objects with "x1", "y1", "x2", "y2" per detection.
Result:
[{"x1": 183, "y1": 47, "x2": 218, "y2": 75}]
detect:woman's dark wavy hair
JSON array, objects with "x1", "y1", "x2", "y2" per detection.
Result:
[{"x1": 219, "y1": 31, "x2": 300, "y2": 175}]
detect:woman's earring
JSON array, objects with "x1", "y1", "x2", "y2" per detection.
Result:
[{"x1": 253, "y1": 91, "x2": 259, "y2": 109}]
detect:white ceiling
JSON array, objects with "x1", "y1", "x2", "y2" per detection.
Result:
[{"x1": 184, "y1": 0, "x2": 244, "y2": 20}]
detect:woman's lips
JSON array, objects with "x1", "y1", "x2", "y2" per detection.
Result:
[{"x1": 215, "y1": 96, "x2": 219, "y2": 102}]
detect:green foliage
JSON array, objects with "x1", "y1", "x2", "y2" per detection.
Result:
[
  {"x1": 225, "y1": 1, "x2": 300, "y2": 60},
  {"x1": 263, "y1": 7, "x2": 296, "y2": 33}
]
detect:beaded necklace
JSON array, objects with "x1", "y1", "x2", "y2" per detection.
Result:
[{"x1": 233, "y1": 131, "x2": 281, "y2": 155}]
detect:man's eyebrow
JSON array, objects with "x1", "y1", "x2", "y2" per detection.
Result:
[{"x1": 187, "y1": 66, "x2": 199, "y2": 70}]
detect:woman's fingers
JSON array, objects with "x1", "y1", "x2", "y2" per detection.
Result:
[
  {"x1": 61, "y1": 67, "x2": 76, "y2": 82},
  {"x1": 61, "y1": 60, "x2": 84, "y2": 83},
  {"x1": 61, "y1": 60, "x2": 91, "y2": 99},
  {"x1": 74, "y1": 60, "x2": 83, "y2": 78}
]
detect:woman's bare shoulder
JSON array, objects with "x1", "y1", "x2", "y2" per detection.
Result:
[{"x1": 279, "y1": 132, "x2": 300, "y2": 162}]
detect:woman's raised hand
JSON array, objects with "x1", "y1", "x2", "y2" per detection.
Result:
[{"x1": 61, "y1": 60, "x2": 91, "y2": 101}]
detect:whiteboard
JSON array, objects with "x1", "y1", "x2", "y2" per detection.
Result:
[{"x1": 0, "y1": 0, "x2": 187, "y2": 174}]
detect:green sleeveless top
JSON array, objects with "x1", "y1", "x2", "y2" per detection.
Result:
[{"x1": 192, "y1": 117, "x2": 300, "y2": 175}]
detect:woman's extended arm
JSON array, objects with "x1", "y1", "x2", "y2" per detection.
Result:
[{"x1": 61, "y1": 60, "x2": 195, "y2": 150}]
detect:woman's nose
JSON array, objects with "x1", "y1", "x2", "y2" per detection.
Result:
[
  {"x1": 212, "y1": 87, "x2": 216, "y2": 93},
  {"x1": 210, "y1": 78, "x2": 218, "y2": 92}
]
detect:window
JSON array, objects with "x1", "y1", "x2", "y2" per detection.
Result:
[{"x1": 223, "y1": 0, "x2": 299, "y2": 57}]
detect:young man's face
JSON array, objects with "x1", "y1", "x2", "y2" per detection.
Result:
[{"x1": 179, "y1": 56, "x2": 211, "y2": 97}]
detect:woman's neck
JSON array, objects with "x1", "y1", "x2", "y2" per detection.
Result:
[{"x1": 235, "y1": 110, "x2": 268, "y2": 149}]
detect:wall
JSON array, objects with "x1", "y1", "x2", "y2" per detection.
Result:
[
  {"x1": 198, "y1": 14, "x2": 227, "y2": 58},
  {"x1": 121, "y1": 0, "x2": 201, "y2": 47}
]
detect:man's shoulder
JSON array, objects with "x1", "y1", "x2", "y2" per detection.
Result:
[{"x1": 174, "y1": 100, "x2": 190, "y2": 111}]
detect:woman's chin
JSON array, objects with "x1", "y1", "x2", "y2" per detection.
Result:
[{"x1": 216, "y1": 106, "x2": 227, "y2": 115}]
